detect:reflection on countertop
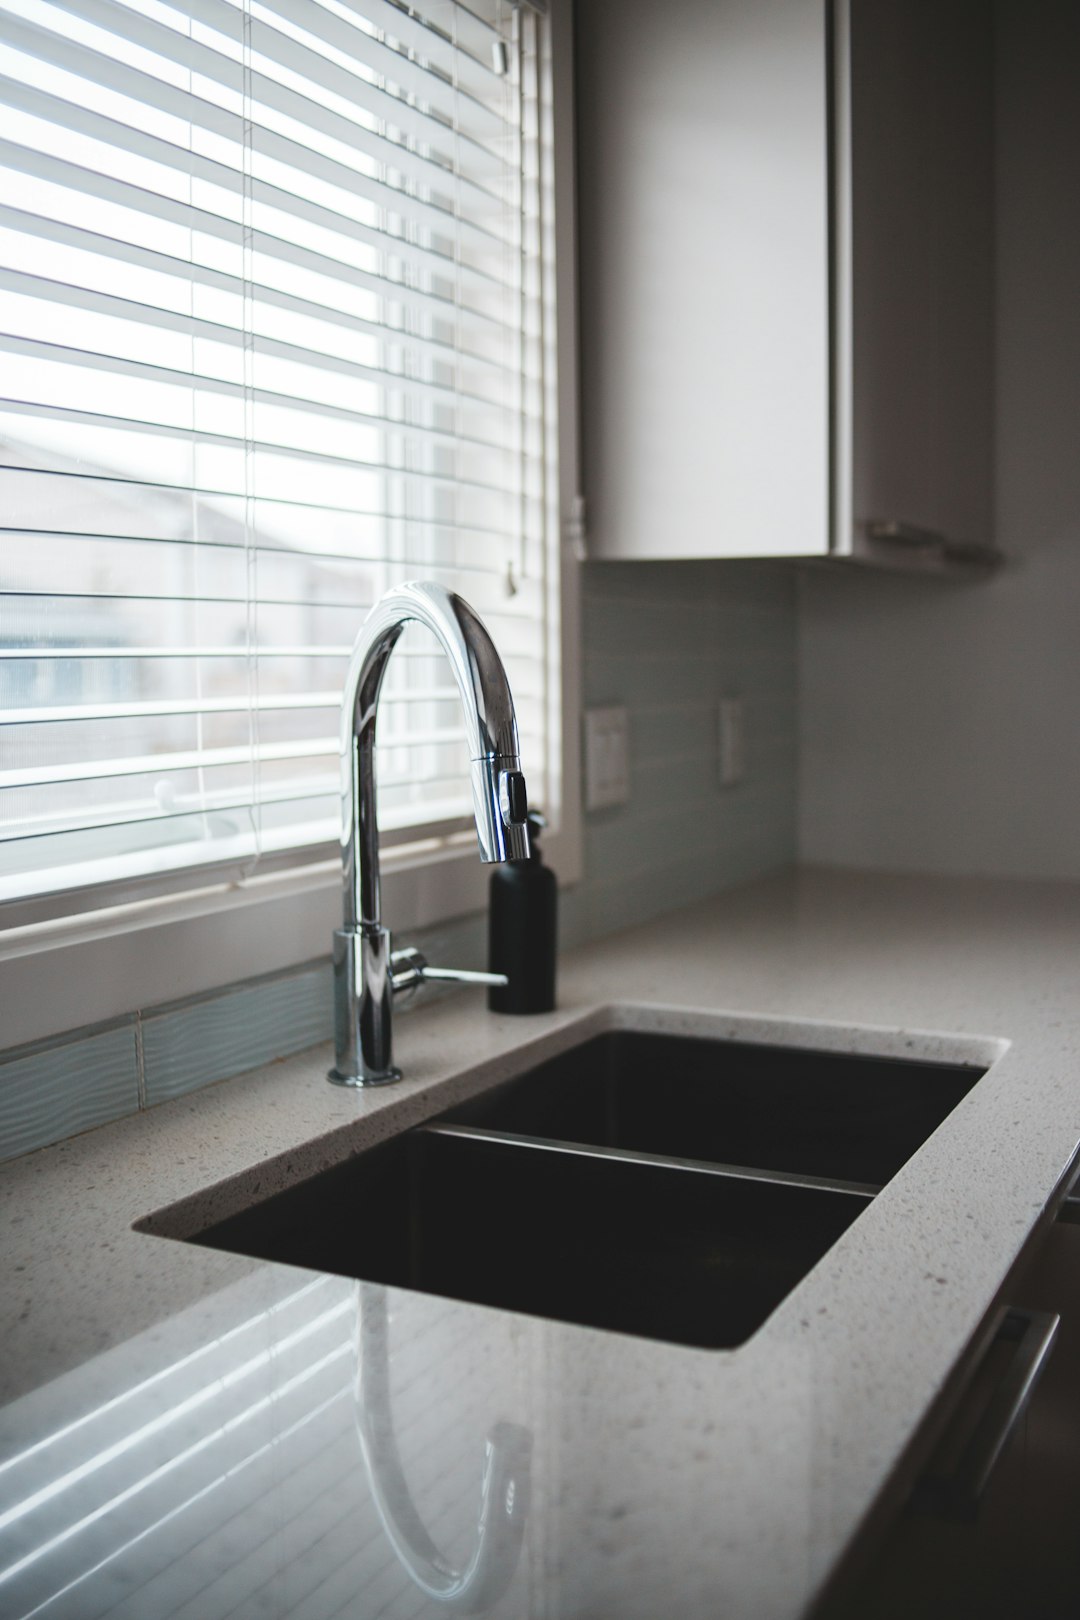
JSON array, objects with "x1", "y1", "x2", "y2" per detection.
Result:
[
  {"x1": 0, "y1": 1252, "x2": 819, "y2": 1619},
  {"x1": 1, "y1": 1272, "x2": 540, "y2": 1620},
  {"x1": 3, "y1": 867, "x2": 1080, "y2": 1618}
]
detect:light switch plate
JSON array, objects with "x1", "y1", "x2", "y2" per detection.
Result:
[{"x1": 584, "y1": 705, "x2": 630, "y2": 810}]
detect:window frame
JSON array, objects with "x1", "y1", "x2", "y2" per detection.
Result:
[{"x1": 0, "y1": 0, "x2": 582, "y2": 1053}]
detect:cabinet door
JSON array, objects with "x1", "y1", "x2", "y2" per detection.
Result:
[
  {"x1": 823, "y1": 1219, "x2": 1080, "y2": 1618},
  {"x1": 578, "y1": 0, "x2": 830, "y2": 560},
  {"x1": 837, "y1": 0, "x2": 995, "y2": 560}
]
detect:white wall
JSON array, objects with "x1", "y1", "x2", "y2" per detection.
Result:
[{"x1": 798, "y1": 0, "x2": 1080, "y2": 880}]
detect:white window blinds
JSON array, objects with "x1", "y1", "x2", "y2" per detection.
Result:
[{"x1": 0, "y1": 0, "x2": 558, "y2": 907}]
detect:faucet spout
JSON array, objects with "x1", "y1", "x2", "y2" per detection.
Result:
[{"x1": 330, "y1": 581, "x2": 531, "y2": 1087}]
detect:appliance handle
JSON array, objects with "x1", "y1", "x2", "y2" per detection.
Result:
[{"x1": 910, "y1": 1306, "x2": 1059, "y2": 1521}]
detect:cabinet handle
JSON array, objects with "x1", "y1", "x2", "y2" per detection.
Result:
[
  {"x1": 908, "y1": 1307, "x2": 1059, "y2": 1522},
  {"x1": 867, "y1": 519, "x2": 946, "y2": 550},
  {"x1": 866, "y1": 520, "x2": 1002, "y2": 569}
]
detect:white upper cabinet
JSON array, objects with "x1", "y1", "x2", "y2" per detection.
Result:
[
  {"x1": 578, "y1": 0, "x2": 996, "y2": 571},
  {"x1": 578, "y1": 0, "x2": 830, "y2": 560}
]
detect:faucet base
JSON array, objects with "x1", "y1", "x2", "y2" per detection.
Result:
[
  {"x1": 331, "y1": 925, "x2": 400, "y2": 1087},
  {"x1": 327, "y1": 1065, "x2": 403, "y2": 1088}
]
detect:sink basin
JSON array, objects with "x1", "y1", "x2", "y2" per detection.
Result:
[
  {"x1": 434, "y1": 1030, "x2": 984, "y2": 1190},
  {"x1": 190, "y1": 1126, "x2": 869, "y2": 1350},
  {"x1": 164, "y1": 1027, "x2": 985, "y2": 1350}
]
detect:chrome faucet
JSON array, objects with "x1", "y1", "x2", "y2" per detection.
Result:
[{"x1": 329, "y1": 581, "x2": 530, "y2": 1086}]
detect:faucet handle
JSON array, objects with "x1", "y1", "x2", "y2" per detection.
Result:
[
  {"x1": 498, "y1": 769, "x2": 529, "y2": 827},
  {"x1": 390, "y1": 946, "x2": 508, "y2": 1000}
]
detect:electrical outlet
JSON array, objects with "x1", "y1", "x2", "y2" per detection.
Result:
[
  {"x1": 584, "y1": 705, "x2": 630, "y2": 810},
  {"x1": 718, "y1": 697, "x2": 745, "y2": 787}
]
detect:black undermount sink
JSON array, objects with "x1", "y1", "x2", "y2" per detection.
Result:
[
  {"x1": 436, "y1": 1030, "x2": 982, "y2": 1191},
  {"x1": 183, "y1": 1030, "x2": 985, "y2": 1351}
]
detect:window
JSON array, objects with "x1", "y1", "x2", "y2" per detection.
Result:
[{"x1": 0, "y1": 0, "x2": 572, "y2": 925}]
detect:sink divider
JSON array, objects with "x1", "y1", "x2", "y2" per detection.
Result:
[{"x1": 417, "y1": 1122, "x2": 881, "y2": 1203}]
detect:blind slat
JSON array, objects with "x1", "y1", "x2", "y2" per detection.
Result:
[
  {"x1": 0, "y1": 461, "x2": 544, "y2": 543},
  {"x1": 0, "y1": 267, "x2": 529, "y2": 425},
  {"x1": 0, "y1": 530, "x2": 548, "y2": 584},
  {"x1": 1, "y1": 687, "x2": 473, "y2": 724},
  {"x1": 335, "y1": 0, "x2": 501, "y2": 85},
  {"x1": 0, "y1": 325, "x2": 532, "y2": 464},
  {"x1": 1, "y1": 770, "x2": 492, "y2": 844},
  {"x1": 0, "y1": 286, "x2": 536, "y2": 455},
  {"x1": 3, "y1": 583, "x2": 545, "y2": 622},
  {"x1": 235, "y1": 0, "x2": 507, "y2": 132},
  {"x1": 0, "y1": 206, "x2": 519, "y2": 381},
  {"x1": 0, "y1": 740, "x2": 333, "y2": 792},
  {"x1": 1, "y1": 71, "x2": 519, "y2": 282},
  {"x1": 1, "y1": 645, "x2": 354, "y2": 659},
  {"x1": 2, "y1": 14, "x2": 515, "y2": 239},
  {"x1": 0, "y1": 723, "x2": 547, "y2": 792},
  {"x1": 54, "y1": 0, "x2": 510, "y2": 166},
  {"x1": 0, "y1": 142, "x2": 519, "y2": 336},
  {"x1": 0, "y1": 115, "x2": 518, "y2": 313},
  {"x1": 0, "y1": 395, "x2": 544, "y2": 504}
]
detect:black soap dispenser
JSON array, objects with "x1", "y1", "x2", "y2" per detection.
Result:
[{"x1": 488, "y1": 810, "x2": 556, "y2": 1013}]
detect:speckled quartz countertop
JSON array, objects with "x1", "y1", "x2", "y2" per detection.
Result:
[{"x1": 3, "y1": 868, "x2": 1080, "y2": 1620}]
